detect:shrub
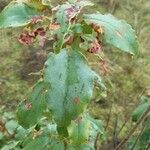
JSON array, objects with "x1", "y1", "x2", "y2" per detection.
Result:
[{"x1": 0, "y1": 0, "x2": 139, "y2": 149}]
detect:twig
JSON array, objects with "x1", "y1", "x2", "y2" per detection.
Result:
[
  {"x1": 94, "y1": 133, "x2": 100, "y2": 150},
  {"x1": 116, "y1": 88, "x2": 146, "y2": 137},
  {"x1": 146, "y1": 143, "x2": 150, "y2": 150},
  {"x1": 130, "y1": 124, "x2": 147, "y2": 150},
  {"x1": 114, "y1": 105, "x2": 150, "y2": 150},
  {"x1": 105, "y1": 102, "x2": 113, "y2": 131},
  {"x1": 113, "y1": 114, "x2": 118, "y2": 148},
  {"x1": 116, "y1": 114, "x2": 130, "y2": 138}
]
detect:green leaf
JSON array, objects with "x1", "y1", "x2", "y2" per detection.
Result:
[
  {"x1": 23, "y1": 136, "x2": 49, "y2": 150},
  {"x1": 44, "y1": 49, "x2": 105, "y2": 128},
  {"x1": 132, "y1": 102, "x2": 150, "y2": 122},
  {"x1": 68, "y1": 116, "x2": 91, "y2": 144},
  {"x1": 52, "y1": 3, "x2": 77, "y2": 53},
  {"x1": 67, "y1": 144, "x2": 94, "y2": 150},
  {"x1": 68, "y1": 0, "x2": 93, "y2": 6},
  {"x1": 1, "y1": 141, "x2": 19, "y2": 150},
  {"x1": 0, "y1": 1, "x2": 41, "y2": 28},
  {"x1": 66, "y1": 144, "x2": 76, "y2": 150},
  {"x1": 68, "y1": 113, "x2": 104, "y2": 146},
  {"x1": 72, "y1": 23, "x2": 83, "y2": 34},
  {"x1": 54, "y1": 1, "x2": 93, "y2": 25},
  {"x1": 83, "y1": 13, "x2": 139, "y2": 55},
  {"x1": 42, "y1": 0, "x2": 51, "y2": 6},
  {"x1": 0, "y1": 132, "x2": 4, "y2": 141},
  {"x1": 48, "y1": 139, "x2": 65, "y2": 150},
  {"x1": 139, "y1": 128, "x2": 150, "y2": 146},
  {"x1": 17, "y1": 80, "x2": 47, "y2": 128},
  {"x1": 15, "y1": 126, "x2": 27, "y2": 140},
  {"x1": 140, "y1": 96, "x2": 150, "y2": 103},
  {"x1": 26, "y1": 0, "x2": 51, "y2": 10},
  {"x1": 77, "y1": 144, "x2": 94, "y2": 150},
  {"x1": 3, "y1": 112, "x2": 15, "y2": 120},
  {"x1": 42, "y1": 123, "x2": 57, "y2": 135},
  {"x1": 5, "y1": 120, "x2": 18, "y2": 135},
  {"x1": 52, "y1": 1, "x2": 93, "y2": 53}
]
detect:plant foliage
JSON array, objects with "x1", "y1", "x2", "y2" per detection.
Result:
[{"x1": 0, "y1": 0, "x2": 139, "y2": 149}]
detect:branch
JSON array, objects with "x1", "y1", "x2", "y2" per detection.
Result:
[{"x1": 114, "y1": 105, "x2": 150, "y2": 150}]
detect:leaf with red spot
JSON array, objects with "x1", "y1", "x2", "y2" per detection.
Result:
[
  {"x1": 68, "y1": 113, "x2": 105, "y2": 147},
  {"x1": 51, "y1": 1, "x2": 93, "y2": 53},
  {"x1": 17, "y1": 80, "x2": 47, "y2": 128},
  {"x1": 68, "y1": 115, "x2": 91, "y2": 145},
  {"x1": 83, "y1": 13, "x2": 139, "y2": 55},
  {"x1": 80, "y1": 34, "x2": 102, "y2": 53},
  {"x1": 43, "y1": 49, "x2": 105, "y2": 129},
  {"x1": 73, "y1": 97, "x2": 80, "y2": 105}
]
